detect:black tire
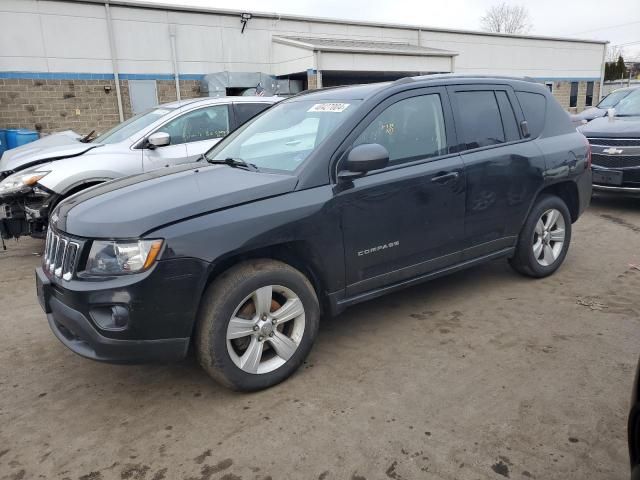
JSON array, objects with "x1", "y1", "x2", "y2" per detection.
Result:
[
  {"x1": 509, "y1": 194, "x2": 572, "y2": 278},
  {"x1": 195, "y1": 259, "x2": 320, "y2": 391}
]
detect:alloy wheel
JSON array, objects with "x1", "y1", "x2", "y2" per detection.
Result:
[
  {"x1": 226, "y1": 285, "x2": 306, "y2": 374},
  {"x1": 532, "y1": 208, "x2": 566, "y2": 267}
]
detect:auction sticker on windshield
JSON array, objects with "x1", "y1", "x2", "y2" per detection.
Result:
[{"x1": 308, "y1": 103, "x2": 350, "y2": 113}]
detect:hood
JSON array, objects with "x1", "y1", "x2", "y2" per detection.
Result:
[
  {"x1": 578, "y1": 115, "x2": 640, "y2": 138},
  {"x1": 570, "y1": 107, "x2": 605, "y2": 123},
  {"x1": 54, "y1": 163, "x2": 298, "y2": 238},
  {"x1": 0, "y1": 131, "x2": 101, "y2": 173}
]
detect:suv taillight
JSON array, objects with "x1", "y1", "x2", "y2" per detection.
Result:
[{"x1": 583, "y1": 136, "x2": 592, "y2": 169}]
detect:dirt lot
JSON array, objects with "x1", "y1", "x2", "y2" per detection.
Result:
[{"x1": 1, "y1": 195, "x2": 639, "y2": 480}]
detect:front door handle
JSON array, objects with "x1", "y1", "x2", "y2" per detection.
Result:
[{"x1": 431, "y1": 171, "x2": 460, "y2": 184}]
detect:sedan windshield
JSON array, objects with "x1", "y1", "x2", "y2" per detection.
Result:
[
  {"x1": 614, "y1": 90, "x2": 640, "y2": 117},
  {"x1": 597, "y1": 89, "x2": 632, "y2": 109},
  {"x1": 92, "y1": 107, "x2": 176, "y2": 144},
  {"x1": 206, "y1": 99, "x2": 361, "y2": 171}
]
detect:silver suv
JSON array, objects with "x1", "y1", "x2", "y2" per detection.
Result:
[{"x1": 0, "y1": 96, "x2": 280, "y2": 240}]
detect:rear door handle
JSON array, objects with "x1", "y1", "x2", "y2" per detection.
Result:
[{"x1": 431, "y1": 171, "x2": 460, "y2": 184}]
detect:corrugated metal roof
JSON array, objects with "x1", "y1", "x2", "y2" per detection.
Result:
[{"x1": 273, "y1": 36, "x2": 458, "y2": 57}]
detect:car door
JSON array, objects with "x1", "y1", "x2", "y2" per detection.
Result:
[
  {"x1": 142, "y1": 105, "x2": 231, "y2": 171},
  {"x1": 335, "y1": 88, "x2": 466, "y2": 297},
  {"x1": 447, "y1": 85, "x2": 545, "y2": 259}
]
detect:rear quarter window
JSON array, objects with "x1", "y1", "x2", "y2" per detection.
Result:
[{"x1": 515, "y1": 92, "x2": 546, "y2": 138}]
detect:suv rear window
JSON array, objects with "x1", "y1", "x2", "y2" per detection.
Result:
[
  {"x1": 516, "y1": 92, "x2": 546, "y2": 138},
  {"x1": 456, "y1": 91, "x2": 505, "y2": 149}
]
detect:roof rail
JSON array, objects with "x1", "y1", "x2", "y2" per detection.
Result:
[{"x1": 392, "y1": 77, "x2": 415, "y2": 85}]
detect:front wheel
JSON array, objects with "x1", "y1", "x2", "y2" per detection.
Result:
[
  {"x1": 509, "y1": 194, "x2": 572, "y2": 278},
  {"x1": 195, "y1": 259, "x2": 320, "y2": 391}
]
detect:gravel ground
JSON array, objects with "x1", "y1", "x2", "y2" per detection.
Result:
[{"x1": 1, "y1": 194, "x2": 639, "y2": 480}]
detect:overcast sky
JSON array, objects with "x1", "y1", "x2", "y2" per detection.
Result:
[{"x1": 135, "y1": 0, "x2": 640, "y2": 59}]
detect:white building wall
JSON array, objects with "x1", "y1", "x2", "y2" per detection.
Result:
[
  {"x1": 421, "y1": 31, "x2": 604, "y2": 79},
  {"x1": 0, "y1": 0, "x2": 605, "y2": 80}
]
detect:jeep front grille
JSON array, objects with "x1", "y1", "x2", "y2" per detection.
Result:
[{"x1": 43, "y1": 229, "x2": 80, "y2": 281}]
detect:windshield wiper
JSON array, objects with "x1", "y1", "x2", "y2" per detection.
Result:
[
  {"x1": 79, "y1": 130, "x2": 96, "y2": 143},
  {"x1": 206, "y1": 157, "x2": 259, "y2": 172}
]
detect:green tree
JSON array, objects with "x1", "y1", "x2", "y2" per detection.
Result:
[{"x1": 616, "y1": 55, "x2": 627, "y2": 80}]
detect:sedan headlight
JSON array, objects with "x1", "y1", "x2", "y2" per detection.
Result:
[
  {"x1": 0, "y1": 171, "x2": 50, "y2": 196},
  {"x1": 86, "y1": 239, "x2": 163, "y2": 275}
]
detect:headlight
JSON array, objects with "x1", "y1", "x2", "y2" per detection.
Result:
[
  {"x1": 0, "y1": 171, "x2": 50, "y2": 196},
  {"x1": 86, "y1": 239, "x2": 163, "y2": 275}
]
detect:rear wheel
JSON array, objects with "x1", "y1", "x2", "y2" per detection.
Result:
[
  {"x1": 196, "y1": 259, "x2": 319, "y2": 391},
  {"x1": 509, "y1": 194, "x2": 572, "y2": 278}
]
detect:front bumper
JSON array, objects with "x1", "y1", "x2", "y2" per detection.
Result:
[
  {"x1": 593, "y1": 184, "x2": 640, "y2": 195},
  {"x1": 36, "y1": 255, "x2": 208, "y2": 363},
  {"x1": 0, "y1": 188, "x2": 54, "y2": 238},
  {"x1": 591, "y1": 164, "x2": 640, "y2": 194}
]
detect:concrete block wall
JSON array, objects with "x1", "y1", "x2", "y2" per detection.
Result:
[
  {"x1": 0, "y1": 78, "x2": 202, "y2": 134},
  {"x1": 550, "y1": 80, "x2": 600, "y2": 113}
]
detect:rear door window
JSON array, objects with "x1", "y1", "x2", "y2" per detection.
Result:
[
  {"x1": 455, "y1": 91, "x2": 505, "y2": 150},
  {"x1": 495, "y1": 91, "x2": 520, "y2": 142},
  {"x1": 234, "y1": 103, "x2": 272, "y2": 126},
  {"x1": 515, "y1": 92, "x2": 546, "y2": 138}
]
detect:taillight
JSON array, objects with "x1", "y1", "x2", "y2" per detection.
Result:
[{"x1": 583, "y1": 135, "x2": 592, "y2": 169}]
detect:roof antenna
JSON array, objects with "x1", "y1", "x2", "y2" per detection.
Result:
[{"x1": 240, "y1": 13, "x2": 252, "y2": 34}]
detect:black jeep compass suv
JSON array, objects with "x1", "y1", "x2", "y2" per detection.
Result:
[{"x1": 36, "y1": 75, "x2": 592, "y2": 391}]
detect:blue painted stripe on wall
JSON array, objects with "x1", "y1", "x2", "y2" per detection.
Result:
[{"x1": 0, "y1": 72, "x2": 205, "y2": 81}]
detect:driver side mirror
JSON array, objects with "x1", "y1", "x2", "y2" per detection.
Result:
[
  {"x1": 147, "y1": 132, "x2": 171, "y2": 149},
  {"x1": 338, "y1": 143, "x2": 390, "y2": 181}
]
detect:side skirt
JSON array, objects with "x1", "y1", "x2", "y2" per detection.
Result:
[{"x1": 328, "y1": 247, "x2": 515, "y2": 316}]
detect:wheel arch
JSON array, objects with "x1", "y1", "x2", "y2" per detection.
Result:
[
  {"x1": 198, "y1": 241, "x2": 330, "y2": 322},
  {"x1": 49, "y1": 179, "x2": 109, "y2": 214},
  {"x1": 537, "y1": 181, "x2": 580, "y2": 223}
]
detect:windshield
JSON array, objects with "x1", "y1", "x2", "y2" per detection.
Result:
[
  {"x1": 92, "y1": 107, "x2": 176, "y2": 144},
  {"x1": 206, "y1": 99, "x2": 361, "y2": 171},
  {"x1": 614, "y1": 90, "x2": 640, "y2": 117},
  {"x1": 597, "y1": 89, "x2": 632, "y2": 109}
]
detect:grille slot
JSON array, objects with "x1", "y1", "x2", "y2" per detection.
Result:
[
  {"x1": 587, "y1": 138, "x2": 640, "y2": 147},
  {"x1": 43, "y1": 229, "x2": 80, "y2": 281},
  {"x1": 591, "y1": 154, "x2": 640, "y2": 169}
]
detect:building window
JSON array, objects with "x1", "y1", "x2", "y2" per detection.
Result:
[
  {"x1": 569, "y1": 82, "x2": 579, "y2": 108},
  {"x1": 545, "y1": 82, "x2": 553, "y2": 92},
  {"x1": 585, "y1": 81, "x2": 594, "y2": 107}
]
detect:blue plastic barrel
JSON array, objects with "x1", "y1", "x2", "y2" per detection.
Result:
[
  {"x1": 14, "y1": 129, "x2": 39, "y2": 148},
  {"x1": 6, "y1": 129, "x2": 39, "y2": 149},
  {"x1": 0, "y1": 129, "x2": 7, "y2": 158}
]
